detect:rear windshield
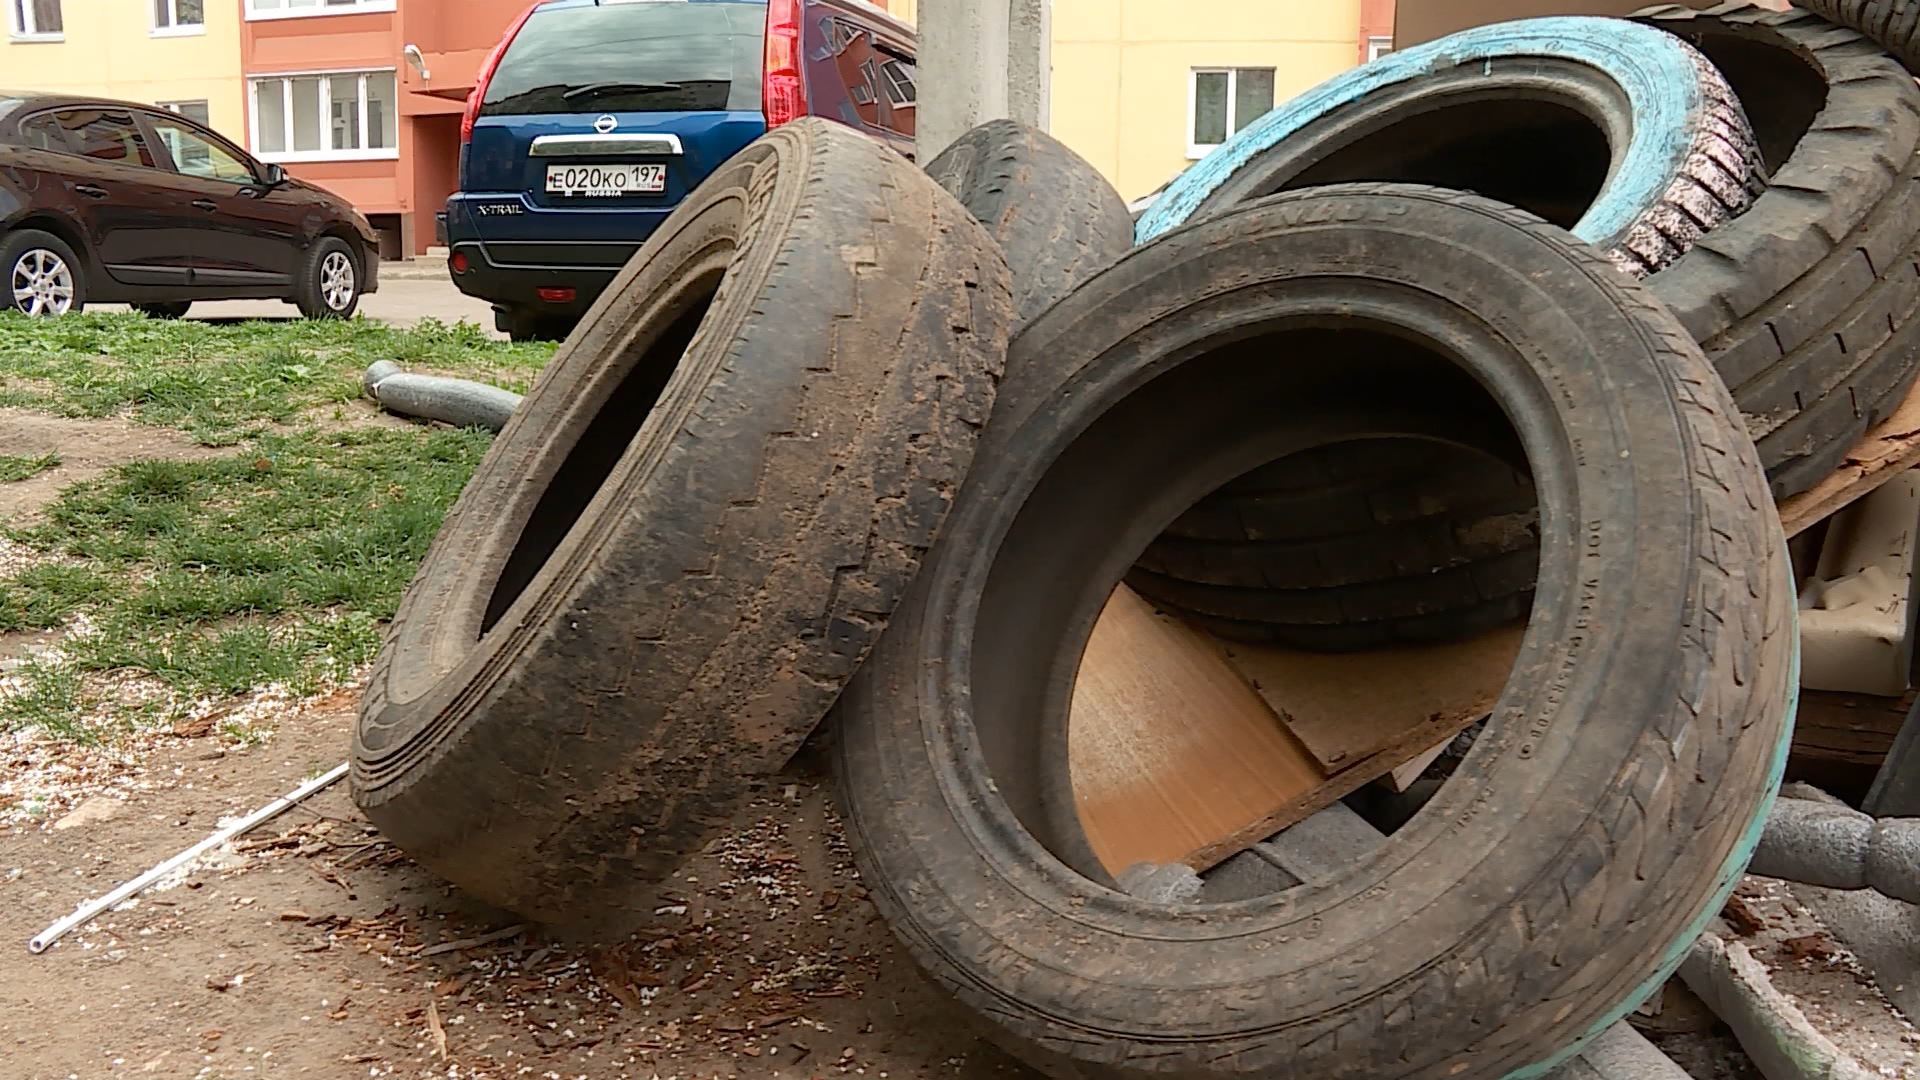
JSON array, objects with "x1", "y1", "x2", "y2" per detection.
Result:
[{"x1": 482, "y1": 1, "x2": 766, "y2": 117}]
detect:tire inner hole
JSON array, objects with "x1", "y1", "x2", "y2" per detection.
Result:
[
  {"x1": 481, "y1": 277, "x2": 722, "y2": 636},
  {"x1": 1280, "y1": 97, "x2": 1611, "y2": 231},
  {"x1": 971, "y1": 326, "x2": 1541, "y2": 904}
]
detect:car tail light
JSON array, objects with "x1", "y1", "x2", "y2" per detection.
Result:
[
  {"x1": 538, "y1": 287, "x2": 576, "y2": 304},
  {"x1": 449, "y1": 251, "x2": 470, "y2": 275},
  {"x1": 462, "y1": 2, "x2": 540, "y2": 146},
  {"x1": 763, "y1": 0, "x2": 805, "y2": 129}
]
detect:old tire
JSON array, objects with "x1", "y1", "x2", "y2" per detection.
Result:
[
  {"x1": 351, "y1": 118, "x2": 1014, "y2": 934},
  {"x1": 1135, "y1": 16, "x2": 1766, "y2": 277},
  {"x1": 835, "y1": 186, "x2": 1796, "y2": 1079},
  {"x1": 925, "y1": 119, "x2": 1135, "y2": 324},
  {"x1": 1637, "y1": 2, "x2": 1920, "y2": 498},
  {"x1": 1128, "y1": 440, "x2": 1540, "y2": 650},
  {"x1": 1788, "y1": 0, "x2": 1920, "y2": 75},
  {"x1": 1142, "y1": 1, "x2": 1920, "y2": 643}
]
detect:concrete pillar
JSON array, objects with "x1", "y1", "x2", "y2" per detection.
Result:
[{"x1": 916, "y1": 0, "x2": 1050, "y2": 162}]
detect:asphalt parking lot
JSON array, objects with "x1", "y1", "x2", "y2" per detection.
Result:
[{"x1": 97, "y1": 264, "x2": 501, "y2": 335}]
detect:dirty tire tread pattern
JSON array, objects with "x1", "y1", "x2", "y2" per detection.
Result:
[
  {"x1": 1640, "y1": 1, "x2": 1920, "y2": 495},
  {"x1": 925, "y1": 119, "x2": 1136, "y2": 325},
  {"x1": 1793, "y1": 0, "x2": 1920, "y2": 74},
  {"x1": 351, "y1": 120, "x2": 1015, "y2": 934},
  {"x1": 835, "y1": 185, "x2": 1796, "y2": 1080}
]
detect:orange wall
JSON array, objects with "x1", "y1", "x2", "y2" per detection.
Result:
[
  {"x1": 240, "y1": 0, "x2": 530, "y2": 253},
  {"x1": 1361, "y1": 0, "x2": 1395, "y2": 59}
]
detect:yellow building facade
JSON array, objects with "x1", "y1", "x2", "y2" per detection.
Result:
[
  {"x1": 1, "y1": 0, "x2": 246, "y2": 142},
  {"x1": 1051, "y1": 0, "x2": 1364, "y2": 199}
]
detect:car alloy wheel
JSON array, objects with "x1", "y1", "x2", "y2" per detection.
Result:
[
  {"x1": 320, "y1": 250, "x2": 356, "y2": 312},
  {"x1": 9, "y1": 248, "x2": 75, "y2": 316}
]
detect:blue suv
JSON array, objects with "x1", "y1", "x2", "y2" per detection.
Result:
[{"x1": 447, "y1": 0, "x2": 918, "y2": 341}]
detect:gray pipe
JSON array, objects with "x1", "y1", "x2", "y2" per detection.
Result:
[
  {"x1": 1748, "y1": 797, "x2": 1920, "y2": 904},
  {"x1": 363, "y1": 361, "x2": 522, "y2": 433}
]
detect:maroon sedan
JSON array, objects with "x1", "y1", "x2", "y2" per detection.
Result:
[{"x1": 0, "y1": 92, "x2": 380, "y2": 319}]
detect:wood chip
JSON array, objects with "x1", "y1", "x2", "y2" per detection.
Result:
[
  {"x1": 426, "y1": 997, "x2": 447, "y2": 1059},
  {"x1": 279, "y1": 909, "x2": 311, "y2": 922},
  {"x1": 413, "y1": 923, "x2": 527, "y2": 958},
  {"x1": 1723, "y1": 894, "x2": 1767, "y2": 937}
]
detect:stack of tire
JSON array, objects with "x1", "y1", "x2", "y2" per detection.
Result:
[{"x1": 346, "y1": 3, "x2": 1907, "y2": 1077}]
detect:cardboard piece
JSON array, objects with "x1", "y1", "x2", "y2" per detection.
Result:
[
  {"x1": 1778, "y1": 379, "x2": 1920, "y2": 540},
  {"x1": 1069, "y1": 586, "x2": 1521, "y2": 874},
  {"x1": 1222, "y1": 624, "x2": 1523, "y2": 774},
  {"x1": 1068, "y1": 587, "x2": 1324, "y2": 874}
]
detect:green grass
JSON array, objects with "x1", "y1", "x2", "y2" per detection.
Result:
[
  {"x1": 0, "y1": 312, "x2": 553, "y2": 444},
  {"x1": 0, "y1": 427, "x2": 493, "y2": 735},
  {"x1": 0, "y1": 453, "x2": 59, "y2": 483},
  {"x1": 0, "y1": 311, "x2": 555, "y2": 740}
]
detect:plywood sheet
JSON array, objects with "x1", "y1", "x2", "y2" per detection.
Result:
[
  {"x1": 1779, "y1": 380, "x2": 1920, "y2": 539},
  {"x1": 1068, "y1": 587, "x2": 1324, "y2": 874},
  {"x1": 1070, "y1": 587, "x2": 1523, "y2": 875},
  {"x1": 1222, "y1": 626, "x2": 1524, "y2": 773}
]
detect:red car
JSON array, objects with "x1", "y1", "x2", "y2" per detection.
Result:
[{"x1": 0, "y1": 92, "x2": 381, "y2": 319}]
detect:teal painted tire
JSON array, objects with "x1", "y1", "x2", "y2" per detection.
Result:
[{"x1": 1136, "y1": 16, "x2": 1765, "y2": 277}]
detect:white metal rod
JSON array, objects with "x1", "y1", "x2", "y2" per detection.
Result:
[{"x1": 28, "y1": 761, "x2": 349, "y2": 954}]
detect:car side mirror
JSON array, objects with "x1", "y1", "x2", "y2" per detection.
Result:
[{"x1": 261, "y1": 163, "x2": 287, "y2": 187}]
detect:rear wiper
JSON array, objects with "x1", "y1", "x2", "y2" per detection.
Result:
[{"x1": 562, "y1": 81, "x2": 683, "y2": 100}]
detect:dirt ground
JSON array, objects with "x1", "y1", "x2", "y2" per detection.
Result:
[
  {"x1": 0, "y1": 408, "x2": 225, "y2": 521},
  {"x1": 0, "y1": 688, "x2": 1035, "y2": 1080},
  {"x1": 0, "y1": 413, "x2": 1028, "y2": 1079}
]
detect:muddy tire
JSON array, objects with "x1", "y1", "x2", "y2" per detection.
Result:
[
  {"x1": 351, "y1": 118, "x2": 1013, "y2": 935},
  {"x1": 925, "y1": 120, "x2": 1135, "y2": 324},
  {"x1": 835, "y1": 185, "x2": 1796, "y2": 1080},
  {"x1": 1788, "y1": 0, "x2": 1920, "y2": 76},
  {"x1": 1135, "y1": 17, "x2": 1766, "y2": 277},
  {"x1": 1637, "y1": 2, "x2": 1920, "y2": 498}
]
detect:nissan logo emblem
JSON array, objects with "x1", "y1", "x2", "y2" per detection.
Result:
[{"x1": 594, "y1": 114, "x2": 619, "y2": 134}]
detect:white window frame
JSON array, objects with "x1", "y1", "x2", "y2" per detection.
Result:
[
  {"x1": 8, "y1": 0, "x2": 63, "y2": 41},
  {"x1": 158, "y1": 99, "x2": 211, "y2": 122},
  {"x1": 1186, "y1": 67, "x2": 1275, "y2": 160},
  {"x1": 1367, "y1": 36, "x2": 1393, "y2": 62},
  {"x1": 152, "y1": 0, "x2": 206, "y2": 37},
  {"x1": 244, "y1": 0, "x2": 396, "y2": 22},
  {"x1": 247, "y1": 68, "x2": 400, "y2": 163}
]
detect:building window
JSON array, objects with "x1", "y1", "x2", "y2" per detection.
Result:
[
  {"x1": 160, "y1": 100, "x2": 211, "y2": 126},
  {"x1": 1367, "y1": 36, "x2": 1394, "y2": 62},
  {"x1": 1189, "y1": 67, "x2": 1275, "y2": 158},
  {"x1": 153, "y1": 0, "x2": 204, "y2": 35},
  {"x1": 9, "y1": 0, "x2": 62, "y2": 38},
  {"x1": 249, "y1": 70, "x2": 398, "y2": 161},
  {"x1": 245, "y1": 0, "x2": 397, "y2": 20}
]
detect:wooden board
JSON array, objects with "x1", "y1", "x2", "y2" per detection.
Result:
[
  {"x1": 1222, "y1": 625, "x2": 1524, "y2": 773},
  {"x1": 1068, "y1": 587, "x2": 1324, "y2": 874},
  {"x1": 1069, "y1": 587, "x2": 1523, "y2": 874},
  {"x1": 1779, "y1": 379, "x2": 1920, "y2": 539}
]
